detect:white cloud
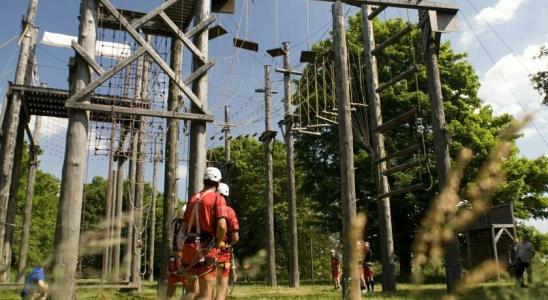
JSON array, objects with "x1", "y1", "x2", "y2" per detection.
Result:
[
  {"x1": 459, "y1": 0, "x2": 528, "y2": 48},
  {"x1": 475, "y1": 0, "x2": 527, "y2": 25},
  {"x1": 479, "y1": 42, "x2": 548, "y2": 156}
]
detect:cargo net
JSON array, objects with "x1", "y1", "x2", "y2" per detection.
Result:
[{"x1": 88, "y1": 25, "x2": 186, "y2": 162}]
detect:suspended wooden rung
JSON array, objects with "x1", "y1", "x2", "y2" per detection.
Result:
[
  {"x1": 233, "y1": 38, "x2": 259, "y2": 52},
  {"x1": 323, "y1": 110, "x2": 338, "y2": 117},
  {"x1": 219, "y1": 136, "x2": 224, "y2": 140},
  {"x1": 350, "y1": 103, "x2": 368, "y2": 107},
  {"x1": 297, "y1": 130, "x2": 322, "y2": 137},
  {"x1": 307, "y1": 123, "x2": 331, "y2": 128},
  {"x1": 332, "y1": 107, "x2": 357, "y2": 112},
  {"x1": 376, "y1": 64, "x2": 420, "y2": 93},
  {"x1": 368, "y1": 5, "x2": 386, "y2": 20},
  {"x1": 382, "y1": 158, "x2": 425, "y2": 177},
  {"x1": 317, "y1": 115, "x2": 338, "y2": 125},
  {"x1": 293, "y1": 127, "x2": 308, "y2": 131},
  {"x1": 374, "y1": 108, "x2": 416, "y2": 133},
  {"x1": 377, "y1": 182, "x2": 427, "y2": 199},
  {"x1": 300, "y1": 51, "x2": 316, "y2": 63},
  {"x1": 375, "y1": 144, "x2": 420, "y2": 164},
  {"x1": 267, "y1": 47, "x2": 285, "y2": 57},
  {"x1": 371, "y1": 25, "x2": 413, "y2": 56},
  {"x1": 252, "y1": 133, "x2": 258, "y2": 137},
  {"x1": 209, "y1": 25, "x2": 228, "y2": 40}
]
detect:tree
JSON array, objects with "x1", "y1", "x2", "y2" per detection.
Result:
[{"x1": 530, "y1": 46, "x2": 548, "y2": 105}]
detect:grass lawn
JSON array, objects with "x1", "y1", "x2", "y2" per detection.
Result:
[{"x1": 0, "y1": 280, "x2": 547, "y2": 299}]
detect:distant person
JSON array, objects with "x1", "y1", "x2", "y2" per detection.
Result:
[
  {"x1": 215, "y1": 183, "x2": 240, "y2": 300},
  {"x1": 516, "y1": 235, "x2": 536, "y2": 287},
  {"x1": 362, "y1": 241, "x2": 375, "y2": 294},
  {"x1": 330, "y1": 250, "x2": 341, "y2": 289},
  {"x1": 20, "y1": 263, "x2": 50, "y2": 300}
]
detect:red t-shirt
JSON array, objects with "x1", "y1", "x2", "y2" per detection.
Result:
[
  {"x1": 183, "y1": 190, "x2": 228, "y2": 235},
  {"x1": 224, "y1": 206, "x2": 240, "y2": 243},
  {"x1": 331, "y1": 256, "x2": 340, "y2": 272}
]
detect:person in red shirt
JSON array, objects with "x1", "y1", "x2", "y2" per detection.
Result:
[
  {"x1": 180, "y1": 167, "x2": 229, "y2": 300},
  {"x1": 330, "y1": 250, "x2": 341, "y2": 289},
  {"x1": 362, "y1": 241, "x2": 375, "y2": 294},
  {"x1": 215, "y1": 183, "x2": 239, "y2": 300}
]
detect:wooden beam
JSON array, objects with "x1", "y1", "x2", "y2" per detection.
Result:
[
  {"x1": 377, "y1": 182, "x2": 426, "y2": 199},
  {"x1": 368, "y1": 5, "x2": 386, "y2": 20},
  {"x1": 185, "y1": 15, "x2": 215, "y2": 38},
  {"x1": 317, "y1": 114, "x2": 338, "y2": 125},
  {"x1": 64, "y1": 102, "x2": 213, "y2": 122},
  {"x1": 275, "y1": 68, "x2": 303, "y2": 76},
  {"x1": 71, "y1": 41, "x2": 105, "y2": 76},
  {"x1": 374, "y1": 108, "x2": 416, "y2": 133},
  {"x1": 296, "y1": 130, "x2": 322, "y2": 136},
  {"x1": 183, "y1": 60, "x2": 214, "y2": 85},
  {"x1": 375, "y1": 144, "x2": 420, "y2": 164},
  {"x1": 315, "y1": 0, "x2": 459, "y2": 13},
  {"x1": 65, "y1": 47, "x2": 146, "y2": 103},
  {"x1": 371, "y1": 25, "x2": 413, "y2": 56},
  {"x1": 158, "y1": 11, "x2": 208, "y2": 63},
  {"x1": 376, "y1": 64, "x2": 420, "y2": 93},
  {"x1": 99, "y1": 0, "x2": 210, "y2": 116},
  {"x1": 130, "y1": 0, "x2": 179, "y2": 29},
  {"x1": 381, "y1": 158, "x2": 425, "y2": 176}
]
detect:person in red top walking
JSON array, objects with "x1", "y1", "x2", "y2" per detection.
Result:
[
  {"x1": 180, "y1": 167, "x2": 229, "y2": 300},
  {"x1": 330, "y1": 250, "x2": 341, "y2": 289},
  {"x1": 215, "y1": 183, "x2": 239, "y2": 300}
]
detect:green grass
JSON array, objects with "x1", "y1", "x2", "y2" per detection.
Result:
[{"x1": 0, "y1": 281, "x2": 547, "y2": 299}]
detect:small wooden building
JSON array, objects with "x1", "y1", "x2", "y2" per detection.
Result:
[{"x1": 460, "y1": 204, "x2": 517, "y2": 276}]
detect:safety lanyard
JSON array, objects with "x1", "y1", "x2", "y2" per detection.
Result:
[{"x1": 186, "y1": 190, "x2": 213, "y2": 236}]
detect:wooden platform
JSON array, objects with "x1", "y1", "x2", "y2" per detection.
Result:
[
  {"x1": 8, "y1": 84, "x2": 150, "y2": 122},
  {"x1": 98, "y1": 0, "x2": 196, "y2": 35}
]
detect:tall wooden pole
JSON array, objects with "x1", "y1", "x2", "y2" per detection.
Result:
[
  {"x1": 332, "y1": 2, "x2": 359, "y2": 298},
  {"x1": 51, "y1": 0, "x2": 96, "y2": 297},
  {"x1": 282, "y1": 42, "x2": 300, "y2": 288},
  {"x1": 113, "y1": 134, "x2": 127, "y2": 282},
  {"x1": 1, "y1": 115, "x2": 25, "y2": 282},
  {"x1": 361, "y1": 4, "x2": 396, "y2": 292},
  {"x1": 1, "y1": 24, "x2": 38, "y2": 282},
  {"x1": 263, "y1": 65, "x2": 277, "y2": 286},
  {"x1": 102, "y1": 121, "x2": 116, "y2": 281},
  {"x1": 224, "y1": 106, "x2": 231, "y2": 162},
  {"x1": 160, "y1": 37, "x2": 182, "y2": 294},
  {"x1": 133, "y1": 46, "x2": 150, "y2": 289},
  {"x1": 0, "y1": 0, "x2": 38, "y2": 261},
  {"x1": 421, "y1": 13, "x2": 461, "y2": 292},
  {"x1": 147, "y1": 138, "x2": 158, "y2": 282},
  {"x1": 108, "y1": 168, "x2": 117, "y2": 275},
  {"x1": 187, "y1": 0, "x2": 210, "y2": 195},
  {"x1": 16, "y1": 116, "x2": 41, "y2": 282}
]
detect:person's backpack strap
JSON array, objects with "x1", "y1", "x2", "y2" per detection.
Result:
[{"x1": 186, "y1": 193, "x2": 202, "y2": 236}]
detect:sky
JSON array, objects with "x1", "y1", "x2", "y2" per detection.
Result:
[{"x1": 0, "y1": 0, "x2": 546, "y2": 231}]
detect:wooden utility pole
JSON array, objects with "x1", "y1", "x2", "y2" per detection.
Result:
[
  {"x1": 0, "y1": 0, "x2": 38, "y2": 262},
  {"x1": 361, "y1": 4, "x2": 396, "y2": 292},
  {"x1": 187, "y1": 0, "x2": 210, "y2": 195},
  {"x1": 51, "y1": 0, "x2": 96, "y2": 297},
  {"x1": 258, "y1": 64, "x2": 277, "y2": 286},
  {"x1": 332, "y1": 1, "x2": 359, "y2": 298},
  {"x1": 124, "y1": 128, "x2": 137, "y2": 282},
  {"x1": 421, "y1": 12, "x2": 461, "y2": 292},
  {"x1": 147, "y1": 138, "x2": 159, "y2": 282},
  {"x1": 102, "y1": 121, "x2": 116, "y2": 281},
  {"x1": 16, "y1": 116, "x2": 41, "y2": 282},
  {"x1": 280, "y1": 42, "x2": 299, "y2": 288},
  {"x1": 160, "y1": 37, "x2": 182, "y2": 293}
]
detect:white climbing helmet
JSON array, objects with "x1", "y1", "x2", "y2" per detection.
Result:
[
  {"x1": 204, "y1": 167, "x2": 222, "y2": 182},
  {"x1": 218, "y1": 183, "x2": 230, "y2": 197}
]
